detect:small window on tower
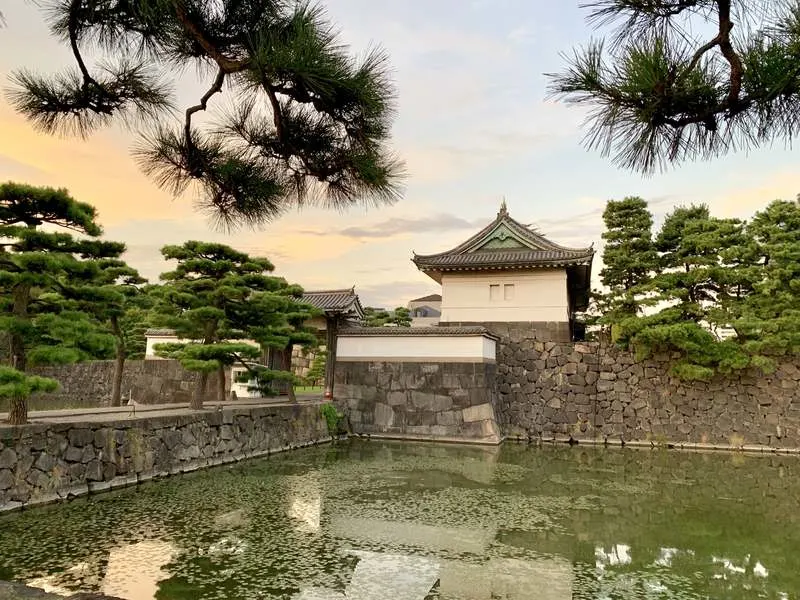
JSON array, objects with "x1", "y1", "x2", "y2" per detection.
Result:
[
  {"x1": 489, "y1": 284, "x2": 500, "y2": 301},
  {"x1": 504, "y1": 284, "x2": 515, "y2": 300}
]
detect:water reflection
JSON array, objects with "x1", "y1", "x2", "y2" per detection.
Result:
[
  {"x1": 0, "y1": 442, "x2": 797, "y2": 600},
  {"x1": 287, "y1": 473, "x2": 322, "y2": 534},
  {"x1": 27, "y1": 540, "x2": 176, "y2": 599}
]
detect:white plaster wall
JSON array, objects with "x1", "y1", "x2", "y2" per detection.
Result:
[
  {"x1": 337, "y1": 334, "x2": 496, "y2": 361},
  {"x1": 440, "y1": 270, "x2": 569, "y2": 323},
  {"x1": 145, "y1": 335, "x2": 186, "y2": 359},
  {"x1": 410, "y1": 316, "x2": 440, "y2": 328}
]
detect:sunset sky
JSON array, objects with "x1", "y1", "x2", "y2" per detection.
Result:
[{"x1": 1, "y1": 1, "x2": 799, "y2": 308}]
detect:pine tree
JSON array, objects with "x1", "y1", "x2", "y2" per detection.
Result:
[
  {"x1": 598, "y1": 197, "x2": 658, "y2": 327},
  {"x1": 735, "y1": 199, "x2": 800, "y2": 363},
  {"x1": 0, "y1": 182, "x2": 124, "y2": 423},
  {"x1": 154, "y1": 241, "x2": 311, "y2": 408},
  {"x1": 9, "y1": 1, "x2": 404, "y2": 227},
  {"x1": 363, "y1": 306, "x2": 411, "y2": 327},
  {"x1": 547, "y1": 1, "x2": 800, "y2": 173},
  {"x1": 304, "y1": 348, "x2": 327, "y2": 387},
  {"x1": 72, "y1": 259, "x2": 147, "y2": 406},
  {"x1": 616, "y1": 204, "x2": 753, "y2": 379}
]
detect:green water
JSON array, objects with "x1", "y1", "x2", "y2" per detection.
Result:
[{"x1": 0, "y1": 442, "x2": 798, "y2": 600}]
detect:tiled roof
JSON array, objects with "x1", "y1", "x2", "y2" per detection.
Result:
[
  {"x1": 412, "y1": 204, "x2": 593, "y2": 273},
  {"x1": 412, "y1": 248, "x2": 593, "y2": 269},
  {"x1": 339, "y1": 326, "x2": 498, "y2": 340},
  {"x1": 144, "y1": 328, "x2": 177, "y2": 336},
  {"x1": 409, "y1": 293, "x2": 442, "y2": 303},
  {"x1": 302, "y1": 287, "x2": 365, "y2": 320}
]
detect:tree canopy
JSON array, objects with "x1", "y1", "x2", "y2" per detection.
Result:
[
  {"x1": 0, "y1": 182, "x2": 127, "y2": 423},
  {"x1": 548, "y1": 1, "x2": 800, "y2": 174},
  {"x1": 599, "y1": 196, "x2": 658, "y2": 324},
  {"x1": 153, "y1": 240, "x2": 316, "y2": 407},
  {"x1": 363, "y1": 306, "x2": 411, "y2": 327},
  {"x1": 9, "y1": 0, "x2": 404, "y2": 228},
  {"x1": 596, "y1": 194, "x2": 800, "y2": 379}
]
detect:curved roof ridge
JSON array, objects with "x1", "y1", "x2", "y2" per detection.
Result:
[
  {"x1": 412, "y1": 210, "x2": 592, "y2": 261},
  {"x1": 303, "y1": 287, "x2": 356, "y2": 295}
]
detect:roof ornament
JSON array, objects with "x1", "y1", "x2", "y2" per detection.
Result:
[{"x1": 498, "y1": 197, "x2": 508, "y2": 217}]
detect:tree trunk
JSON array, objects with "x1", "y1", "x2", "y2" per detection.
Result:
[
  {"x1": 284, "y1": 346, "x2": 296, "y2": 402},
  {"x1": 217, "y1": 365, "x2": 226, "y2": 403},
  {"x1": 110, "y1": 316, "x2": 125, "y2": 407},
  {"x1": 324, "y1": 316, "x2": 339, "y2": 397},
  {"x1": 8, "y1": 284, "x2": 31, "y2": 425},
  {"x1": 7, "y1": 397, "x2": 27, "y2": 426},
  {"x1": 111, "y1": 352, "x2": 125, "y2": 408},
  {"x1": 191, "y1": 372, "x2": 208, "y2": 410}
]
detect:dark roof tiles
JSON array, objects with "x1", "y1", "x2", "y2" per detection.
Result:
[
  {"x1": 302, "y1": 288, "x2": 365, "y2": 319},
  {"x1": 339, "y1": 326, "x2": 498, "y2": 340},
  {"x1": 412, "y1": 206, "x2": 594, "y2": 272}
]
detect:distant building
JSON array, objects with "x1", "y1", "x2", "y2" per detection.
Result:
[
  {"x1": 412, "y1": 201, "x2": 594, "y2": 341},
  {"x1": 407, "y1": 293, "x2": 442, "y2": 327}
]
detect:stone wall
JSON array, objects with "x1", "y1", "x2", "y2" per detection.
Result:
[
  {"x1": 291, "y1": 344, "x2": 324, "y2": 382},
  {"x1": 440, "y1": 321, "x2": 572, "y2": 342},
  {"x1": 335, "y1": 361, "x2": 501, "y2": 444},
  {"x1": 0, "y1": 403, "x2": 328, "y2": 512},
  {"x1": 18, "y1": 360, "x2": 204, "y2": 411},
  {"x1": 496, "y1": 334, "x2": 800, "y2": 449}
]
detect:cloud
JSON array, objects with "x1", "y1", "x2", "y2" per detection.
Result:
[
  {"x1": 0, "y1": 154, "x2": 49, "y2": 179},
  {"x1": 507, "y1": 26, "x2": 535, "y2": 45},
  {"x1": 299, "y1": 213, "x2": 487, "y2": 240}
]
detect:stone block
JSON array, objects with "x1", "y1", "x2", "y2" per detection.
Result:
[
  {"x1": 436, "y1": 411, "x2": 460, "y2": 426},
  {"x1": 68, "y1": 428, "x2": 94, "y2": 448},
  {"x1": 162, "y1": 429, "x2": 183, "y2": 449},
  {"x1": 462, "y1": 403, "x2": 495, "y2": 423},
  {"x1": 374, "y1": 403, "x2": 395, "y2": 429},
  {"x1": 387, "y1": 391, "x2": 408, "y2": 406},
  {"x1": 597, "y1": 380, "x2": 614, "y2": 393},
  {"x1": 85, "y1": 460, "x2": 104, "y2": 482},
  {"x1": 0, "y1": 448, "x2": 17, "y2": 470},
  {"x1": 179, "y1": 444, "x2": 201, "y2": 461},
  {"x1": 34, "y1": 452, "x2": 56, "y2": 473},
  {"x1": 410, "y1": 391, "x2": 452, "y2": 412},
  {"x1": 562, "y1": 363, "x2": 578, "y2": 375},
  {"x1": 0, "y1": 470, "x2": 13, "y2": 491}
]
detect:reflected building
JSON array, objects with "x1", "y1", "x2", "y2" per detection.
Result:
[
  {"x1": 286, "y1": 472, "x2": 323, "y2": 534},
  {"x1": 101, "y1": 540, "x2": 177, "y2": 600},
  {"x1": 27, "y1": 540, "x2": 176, "y2": 600},
  {"x1": 296, "y1": 514, "x2": 573, "y2": 600}
]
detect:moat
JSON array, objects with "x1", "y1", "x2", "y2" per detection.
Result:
[{"x1": 0, "y1": 441, "x2": 797, "y2": 599}]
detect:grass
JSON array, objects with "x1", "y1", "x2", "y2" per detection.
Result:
[{"x1": 294, "y1": 385, "x2": 323, "y2": 394}]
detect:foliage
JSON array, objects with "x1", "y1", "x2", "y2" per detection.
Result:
[
  {"x1": 9, "y1": 0, "x2": 404, "y2": 228},
  {"x1": 596, "y1": 195, "x2": 800, "y2": 380},
  {"x1": 319, "y1": 402, "x2": 346, "y2": 436},
  {"x1": 153, "y1": 241, "x2": 316, "y2": 404},
  {"x1": 599, "y1": 196, "x2": 658, "y2": 325},
  {"x1": 0, "y1": 182, "x2": 127, "y2": 422},
  {"x1": 363, "y1": 306, "x2": 411, "y2": 327},
  {"x1": 547, "y1": 1, "x2": 800, "y2": 173},
  {"x1": 0, "y1": 366, "x2": 58, "y2": 399},
  {"x1": 304, "y1": 347, "x2": 327, "y2": 387},
  {"x1": 733, "y1": 199, "x2": 800, "y2": 362}
]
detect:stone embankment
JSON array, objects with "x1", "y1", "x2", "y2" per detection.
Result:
[
  {"x1": 335, "y1": 361, "x2": 501, "y2": 444},
  {"x1": 495, "y1": 336, "x2": 800, "y2": 449},
  {"x1": 0, "y1": 403, "x2": 328, "y2": 512}
]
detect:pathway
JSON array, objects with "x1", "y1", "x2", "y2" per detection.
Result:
[{"x1": 0, "y1": 394, "x2": 323, "y2": 425}]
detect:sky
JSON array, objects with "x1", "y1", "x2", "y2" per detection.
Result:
[{"x1": 1, "y1": 1, "x2": 799, "y2": 308}]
